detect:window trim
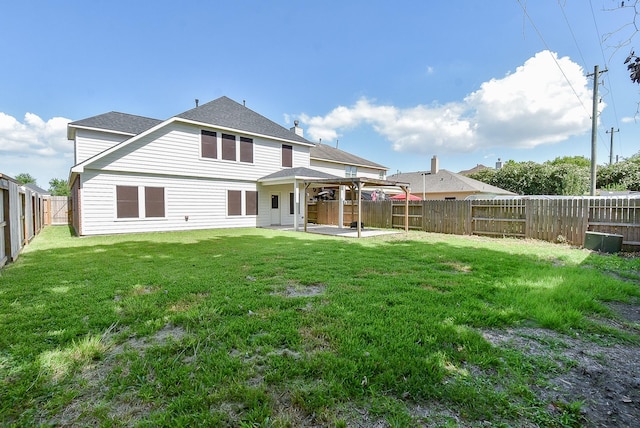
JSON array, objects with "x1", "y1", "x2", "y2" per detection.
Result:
[
  {"x1": 227, "y1": 190, "x2": 242, "y2": 216},
  {"x1": 345, "y1": 165, "x2": 358, "y2": 178},
  {"x1": 246, "y1": 190, "x2": 258, "y2": 216},
  {"x1": 145, "y1": 187, "x2": 165, "y2": 218},
  {"x1": 240, "y1": 137, "x2": 254, "y2": 163},
  {"x1": 116, "y1": 185, "x2": 139, "y2": 219},
  {"x1": 115, "y1": 185, "x2": 167, "y2": 220},
  {"x1": 201, "y1": 130, "x2": 217, "y2": 159},
  {"x1": 222, "y1": 133, "x2": 237, "y2": 161},
  {"x1": 282, "y1": 144, "x2": 293, "y2": 167}
]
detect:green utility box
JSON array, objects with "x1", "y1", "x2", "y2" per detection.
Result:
[{"x1": 584, "y1": 231, "x2": 624, "y2": 253}]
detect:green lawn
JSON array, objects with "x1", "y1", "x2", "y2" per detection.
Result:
[{"x1": 1, "y1": 226, "x2": 639, "y2": 427}]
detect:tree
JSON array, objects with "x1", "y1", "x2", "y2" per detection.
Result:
[
  {"x1": 625, "y1": 51, "x2": 640, "y2": 84},
  {"x1": 467, "y1": 168, "x2": 497, "y2": 184},
  {"x1": 14, "y1": 173, "x2": 37, "y2": 186},
  {"x1": 469, "y1": 159, "x2": 590, "y2": 196},
  {"x1": 597, "y1": 152, "x2": 640, "y2": 191},
  {"x1": 48, "y1": 178, "x2": 71, "y2": 196},
  {"x1": 545, "y1": 156, "x2": 591, "y2": 168}
]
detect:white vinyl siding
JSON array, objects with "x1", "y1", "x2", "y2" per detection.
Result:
[
  {"x1": 74, "y1": 129, "x2": 129, "y2": 164},
  {"x1": 78, "y1": 170, "x2": 261, "y2": 235},
  {"x1": 88, "y1": 123, "x2": 311, "y2": 182}
]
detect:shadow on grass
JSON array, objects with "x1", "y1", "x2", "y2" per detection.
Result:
[{"x1": 1, "y1": 227, "x2": 638, "y2": 425}]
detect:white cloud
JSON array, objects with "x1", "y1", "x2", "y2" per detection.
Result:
[
  {"x1": 0, "y1": 112, "x2": 72, "y2": 157},
  {"x1": 621, "y1": 116, "x2": 636, "y2": 123},
  {"x1": 298, "y1": 51, "x2": 595, "y2": 155}
]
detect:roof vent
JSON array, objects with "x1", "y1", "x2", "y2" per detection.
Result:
[{"x1": 195, "y1": 99, "x2": 199, "y2": 108}]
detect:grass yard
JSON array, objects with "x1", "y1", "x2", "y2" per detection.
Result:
[{"x1": 1, "y1": 226, "x2": 639, "y2": 427}]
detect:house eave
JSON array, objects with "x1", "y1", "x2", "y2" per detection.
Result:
[
  {"x1": 310, "y1": 156, "x2": 388, "y2": 171},
  {"x1": 67, "y1": 124, "x2": 136, "y2": 141}
]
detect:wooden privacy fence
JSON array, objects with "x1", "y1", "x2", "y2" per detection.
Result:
[
  {"x1": 47, "y1": 196, "x2": 70, "y2": 225},
  {"x1": 309, "y1": 198, "x2": 640, "y2": 250},
  {"x1": 1, "y1": 174, "x2": 47, "y2": 269}
]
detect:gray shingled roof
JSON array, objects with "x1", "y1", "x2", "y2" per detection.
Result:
[
  {"x1": 310, "y1": 143, "x2": 386, "y2": 169},
  {"x1": 388, "y1": 170, "x2": 515, "y2": 195},
  {"x1": 176, "y1": 96, "x2": 312, "y2": 145},
  {"x1": 68, "y1": 112, "x2": 162, "y2": 135},
  {"x1": 259, "y1": 167, "x2": 340, "y2": 182},
  {"x1": 69, "y1": 97, "x2": 385, "y2": 169}
]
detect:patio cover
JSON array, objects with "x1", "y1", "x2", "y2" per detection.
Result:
[{"x1": 303, "y1": 177, "x2": 411, "y2": 238}]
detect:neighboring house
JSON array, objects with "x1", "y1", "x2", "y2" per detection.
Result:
[
  {"x1": 387, "y1": 156, "x2": 515, "y2": 200},
  {"x1": 67, "y1": 96, "x2": 388, "y2": 236},
  {"x1": 458, "y1": 158, "x2": 503, "y2": 176}
]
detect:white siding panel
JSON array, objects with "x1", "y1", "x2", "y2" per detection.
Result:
[
  {"x1": 87, "y1": 123, "x2": 313, "y2": 182},
  {"x1": 75, "y1": 130, "x2": 128, "y2": 164},
  {"x1": 311, "y1": 160, "x2": 384, "y2": 179},
  {"x1": 80, "y1": 170, "x2": 262, "y2": 236}
]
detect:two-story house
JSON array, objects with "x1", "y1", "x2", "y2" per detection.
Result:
[{"x1": 67, "y1": 96, "x2": 387, "y2": 236}]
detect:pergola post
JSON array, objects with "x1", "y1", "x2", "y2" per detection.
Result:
[
  {"x1": 338, "y1": 185, "x2": 345, "y2": 229},
  {"x1": 402, "y1": 185, "x2": 410, "y2": 232},
  {"x1": 357, "y1": 182, "x2": 362, "y2": 238}
]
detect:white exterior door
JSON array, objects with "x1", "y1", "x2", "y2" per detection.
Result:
[{"x1": 270, "y1": 193, "x2": 281, "y2": 225}]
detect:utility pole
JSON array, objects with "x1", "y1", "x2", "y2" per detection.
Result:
[
  {"x1": 606, "y1": 127, "x2": 619, "y2": 165},
  {"x1": 588, "y1": 65, "x2": 608, "y2": 196}
]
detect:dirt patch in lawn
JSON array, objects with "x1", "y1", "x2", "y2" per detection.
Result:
[
  {"x1": 272, "y1": 283, "x2": 326, "y2": 298},
  {"x1": 45, "y1": 323, "x2": 185, "y2": 427},
  {"x1": 482, "y1": 301, "x2": 640, "y2": 428}
]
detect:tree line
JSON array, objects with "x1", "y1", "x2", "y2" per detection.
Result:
[{"x1": 468, "y1": 153, "x2": 640, "y2": 196}]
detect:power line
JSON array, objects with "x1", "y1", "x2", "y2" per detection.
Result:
[
  {"x1": 558, "y1": 1, "x2": 589, "y2": 70},
  {"x1": 589, "y1": 0, "x2": 623, "y2": 154},
  {"x1": 516, "y1": 0, "x2": 592, "y2": 118}
]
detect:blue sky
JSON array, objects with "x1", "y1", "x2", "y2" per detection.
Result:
[{"x1": 1, "y1": 0, "x2": 638, "y2": 187}]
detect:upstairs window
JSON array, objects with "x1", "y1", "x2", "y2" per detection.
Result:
[
  {"x1": 282, "y1": 144, "x2": 293, "y2": 167},
  {"x1": 222, "y1": 133, "x2": 236, "y2": 161},
  {"x1": 201, "y1": 130, "x2": 217, "y2": 159},
  {"x1": 116, "y1": 186, "x2": 139, "y2": 218},
  {"x1": 345, "y1": 166, "x2": 358, "y2": 178},
  {"x1": 240, "y1": 137, "x2": 253, "y2": 163}
]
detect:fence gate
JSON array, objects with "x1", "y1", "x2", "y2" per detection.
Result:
[{"x1": 49, "y1": 196, "x2": 70, "y2": 225}]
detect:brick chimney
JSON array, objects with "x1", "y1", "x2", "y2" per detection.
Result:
[
  {"x1": 290, "y1": 120, "x2": 304, "y2": 137},
  {"x1": 431, "y1": 155, "x2": 439, "y2": 174}
]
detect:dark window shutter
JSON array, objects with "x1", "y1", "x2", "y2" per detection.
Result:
[
  {"x1": 222, "y1": 134, "x2": 236, "y2": 161},
  {"x1": 145, "y1": 187, "x2": 165, "y2": 218},
  {"x1": 246, "y1": 191, "x2": 258, "y2": 215},
  {"x1": 228, "y1": 190, "x2": 242, "y2": 216},
  {"x1": 116, "y1": 186, "x2": 139, "y2": 218},
  {"x1": 289, "y1": 192, "x2": 295, "y2": 215},
  {"x1": 282, "y1": 144, "x2": 292, "y2": 167},
  {"x1": 240, "y1": 137, "x2": 253, "y2": 163},
  {"x1": 201, "y1": 130, "x2": 217, "y2": 158}
]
